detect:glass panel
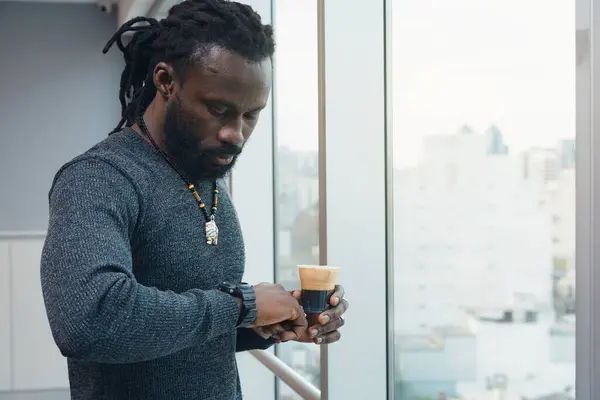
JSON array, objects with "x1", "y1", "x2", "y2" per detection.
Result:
[
  {"x1": 273, "y1": 1, "x2": 320, "y2": 398},
  {"x1": 389, "y1": 0, "x2": 576, "y2": 398}
]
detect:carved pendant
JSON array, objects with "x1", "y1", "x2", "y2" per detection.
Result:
[{"x1": 205, "y1": 217, "x2": 219, "y2": 245}]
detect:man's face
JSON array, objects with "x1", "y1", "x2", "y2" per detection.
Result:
[{"x1": 162, "y1": 47, "x2": 272, "y2": 181}]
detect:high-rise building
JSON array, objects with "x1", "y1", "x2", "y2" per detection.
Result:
[
  {"x1": 395, "y1": 129, "x2": 552, "y2": 332},
  {"x1": 521, "y1": 147, "x2": 560, "y2": 185},
  {"x1": 559, "y1": 139, "x2": 576, "y2": 169},
  {"x1": 485, "y1": 124, "x2": 509, "y2": 155}
]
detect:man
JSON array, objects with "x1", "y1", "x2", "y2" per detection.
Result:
[{"x1": 40, "y1": 1, "x2": 348, "y2": 399}]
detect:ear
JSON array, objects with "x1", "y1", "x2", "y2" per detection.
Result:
[{"x1": 153, "y1": 62, "x2": 178, "y2": 100}]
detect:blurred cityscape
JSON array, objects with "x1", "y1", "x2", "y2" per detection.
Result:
[{"x1": 275, "y1": 125, "x2": 575, "y2": 400}]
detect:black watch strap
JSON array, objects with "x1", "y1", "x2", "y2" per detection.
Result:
[{"x1": 218, "y1": 282, "x2": 257, "y2": 328}]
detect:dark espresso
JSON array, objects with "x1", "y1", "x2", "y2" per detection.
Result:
[
  {"x1": 302, "y1": 289, "x2": 335, "y2": 314},
  {"x1": 302, "y1": 289, "x2": 335, "y2": 325}
]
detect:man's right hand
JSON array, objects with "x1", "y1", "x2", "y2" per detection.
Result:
[{"x1": 251, "y1": 283, "x2": 307, "y2": 340}]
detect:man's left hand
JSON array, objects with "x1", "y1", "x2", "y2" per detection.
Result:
[{"x1": 256, "y1": 285, "x2": 349, "y2": 345}]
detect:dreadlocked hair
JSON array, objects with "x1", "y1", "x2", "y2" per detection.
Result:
[{"x1": 102, "y1": 0, "x2": 275, "y2": 133}]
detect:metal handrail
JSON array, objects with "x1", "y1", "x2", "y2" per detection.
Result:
[
  {"x1": 0, "y1": 231, "x2": 47, "y2": 239},
  {"x1": 249, "y1": 350, "x2": 321, "y2": 400}
]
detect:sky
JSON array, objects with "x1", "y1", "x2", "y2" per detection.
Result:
[{"x1": 273, "y1": 0, "x2": 575, "y2": 168}]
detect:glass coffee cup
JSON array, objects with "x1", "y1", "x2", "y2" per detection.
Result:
[{"x1": 297, "y1": 265, "x2": 340, "y2": 325}]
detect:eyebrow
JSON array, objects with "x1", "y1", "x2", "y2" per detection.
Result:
[{"x1": 205, "y1": 98, "x2": 266, "y2": 113}]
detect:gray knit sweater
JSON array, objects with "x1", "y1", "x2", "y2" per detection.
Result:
[{"x1": 40, "y1": 128, "x2": 273, "y2": 400}]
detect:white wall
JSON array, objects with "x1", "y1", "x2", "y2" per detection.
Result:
[
  {"x1": 0, "y1": 235, "x2": 69, "y2": 398},
  {"x1": 11, "y1": 239, "x2": 69, "y2": 390},
  {"x1": 0, "y1": 243, "x2": 11, "y2": 392},
  {"x1": 0, "y1": 2, "x2": 123, "y2": 232}
]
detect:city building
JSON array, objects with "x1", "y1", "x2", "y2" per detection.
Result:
[{"x1": 392, "y1": 127, "x2": 572, "y2": 397}]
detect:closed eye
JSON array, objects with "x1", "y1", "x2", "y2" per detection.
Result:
[
  {"x1": 208, "y1": 106, "x2": 228, "y2": 117},
  {"x1": 244, "y1": 111, "x2": 260, "y2": 120}
]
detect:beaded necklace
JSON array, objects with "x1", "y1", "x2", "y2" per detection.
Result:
[{"x1": 137, "y1": 118, "x2": 220, "y2": 245}]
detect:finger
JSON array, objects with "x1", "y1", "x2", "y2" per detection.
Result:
[
  {"x1": 289, "y1": 302, "x2": 304, "y2": 320},
  {"x1": 309, "y1": 316, "x2": 345, "y2": 338},
  {"x1": 330, "y1": 285, "x2": 345, "y2": 306},
  {"x1": 254, "y1": 327, "x2": 272, "y2": 339},
  {"x1": 278, "y1": 330, "x2": 300, "y2": 342},
  {"x1": 319, "y1": 299, "x2": 349, "y2": 325},
  {"x1": 271, "y1": 324, "x2": 288, "y2": 338},
  {"x1": 291, "y1": 290, "x2": 302, "y2": 301},
  {"x1": 260, "y1": 324, "x2": 285, "y2": 339},
  {"x1": 276, "y1": 320, "x2": 306, "y2": 342},
  {"x1": 314, "y1": 330, "x2": 341, "y2": 345},
  {"x1": 290, "y1": 308, "x2": 308, "y2": 339}
]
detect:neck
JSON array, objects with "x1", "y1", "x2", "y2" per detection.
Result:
[
  {"x1": 131, "y1": 98, "x2": 199, "y2": 182},
  {"x1": 131, "y1": 99, "x2": 167, "y2": 151}
]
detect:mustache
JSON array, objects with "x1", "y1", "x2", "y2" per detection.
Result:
[{"x1": 200, "y1": 144, "x2": 243, "y2": 157}]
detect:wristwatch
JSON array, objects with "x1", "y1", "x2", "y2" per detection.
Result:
[{"x1": 218, "y1": 282, "x2": 257, "y2": 328}]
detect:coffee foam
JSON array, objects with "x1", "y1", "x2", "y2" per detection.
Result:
[{"x1": 298, "y1": 265, "x2": 340, "y2": 291}]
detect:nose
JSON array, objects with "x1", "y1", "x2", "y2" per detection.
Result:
[{"x1": 218, "y1": 117, "x2": 244, "y2": 147}]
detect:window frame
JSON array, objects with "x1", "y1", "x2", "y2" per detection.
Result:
[
  {"x1": 576, "y1": 0, "x2": 596, "y2": 398},
  {"x1": 323, "y1": 0, "x2": 389, "y2": 399}
]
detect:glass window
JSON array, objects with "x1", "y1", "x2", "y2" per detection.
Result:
[
  {"x1": 390, "y1": 0, "x2": 576, "y2": 398},
  {"x1": 273, "y1": 1, "x2": 320, "y2": 398}
]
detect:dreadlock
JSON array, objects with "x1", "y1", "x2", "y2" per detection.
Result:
[{"x1": 103, "y1": 0, "x2": 275, "y2": 133}]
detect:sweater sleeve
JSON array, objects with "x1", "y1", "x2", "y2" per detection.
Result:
[
  {"x1": 40, "y1": 158, "x2": 241, "y2": 364},
  {"x1": 235, "y1": 328, "x2": 275, "y2": 352}
]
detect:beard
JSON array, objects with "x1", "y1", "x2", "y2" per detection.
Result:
[{"x1": 162, "y1": 95, "x2": 242, "y2": 182}]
